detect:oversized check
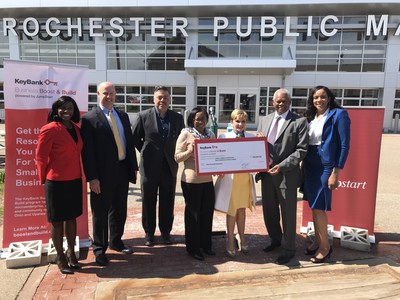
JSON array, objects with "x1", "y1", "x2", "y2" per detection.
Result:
[{"x1": 194, "y1": 137, "x2": 269, "y2": 176}]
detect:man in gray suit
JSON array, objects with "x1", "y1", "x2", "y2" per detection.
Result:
[
  {"x1": 132, "y1": 86, "x2": 184, "y2": 247},
  {"x1": 257, "y1": 88, "x2": 308, "y2": 265}
]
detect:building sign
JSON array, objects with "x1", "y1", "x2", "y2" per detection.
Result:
[{"x1": 3, "y1": 15, "x2": 400, "y2": 39}]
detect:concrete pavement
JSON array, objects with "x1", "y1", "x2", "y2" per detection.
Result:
[{"x1": 0, "y1": 133, "x2": 399, "y2": 299}]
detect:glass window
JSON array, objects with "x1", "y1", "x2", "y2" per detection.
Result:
[{"x1": 317, "y1": 59, "x2": 339, "y2": 71}]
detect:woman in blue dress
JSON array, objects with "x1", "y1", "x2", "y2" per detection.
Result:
[{"x1": 303, "y1": 86, "x2": 350, "y2": 263}]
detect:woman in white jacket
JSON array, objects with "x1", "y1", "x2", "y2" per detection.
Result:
[{"x1": 215, "y1": 109, "x2": 257, "y2": 257}]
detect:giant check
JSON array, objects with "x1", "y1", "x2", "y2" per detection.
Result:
[{"x1": 194, "y1": 137, "x2": 269, "y2": 176}]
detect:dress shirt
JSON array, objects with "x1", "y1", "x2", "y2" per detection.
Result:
[
  {"x1": 268, "y1": 110, "x2": 289, "y2": 139},
  {"x1": 308, "y1": 109, "x2": 329, "y2": 145}
]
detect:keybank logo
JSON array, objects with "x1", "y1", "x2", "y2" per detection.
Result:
[
  {"x1": 14, "y1": 78, "x2": 58, "y2": 86},
  {"x1": 15, "y1": 78, "x2": 44, "y2": 85}
]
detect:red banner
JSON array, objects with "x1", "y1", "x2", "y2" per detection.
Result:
[
  {"x1": 301, "y1": 108, "x2": 384, "y2": 241},
  {"x1": 3, "y1": 60, "x2": 89, "y2": 248}
]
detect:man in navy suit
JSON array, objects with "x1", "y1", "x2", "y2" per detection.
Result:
[
  {"x1": 257, "y1": 88, "x2": 309, "y2": 265},
  {"x1": 132, "y1": 86, "x2": 184, "y2": 246},
  {"x1": 81, "y1": 82, "x2": 138, "y2": 266}
]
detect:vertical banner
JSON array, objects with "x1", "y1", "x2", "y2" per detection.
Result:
[
  {"x1": 301, "y1": 108, "x2": 384, "y2": 241},
  {"x1": 3, "y1": 60, "x2": 89, "y2": 248}
]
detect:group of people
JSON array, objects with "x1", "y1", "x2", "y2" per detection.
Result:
[{"x1": 35, "y1": 83, "x2": 350, "y2": 274}]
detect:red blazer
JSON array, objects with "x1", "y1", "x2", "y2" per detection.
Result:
[{"x1": 36, "y1": 121, "x2": 83, "y2": 184}]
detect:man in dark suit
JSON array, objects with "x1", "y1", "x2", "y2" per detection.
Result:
[
  {"x1": 132, "y1": 86, "x2": 184, "y2": 246},
  {"x1": 81, "y1": 82, "x2": 138, "y2": 266},
  {"x1": 257, "y1": 88, "x2": 309, "y2": 265}
]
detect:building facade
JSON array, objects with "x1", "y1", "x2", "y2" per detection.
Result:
[{"x1": 1, "y1": 1, "x2": 400, "y2": 131}]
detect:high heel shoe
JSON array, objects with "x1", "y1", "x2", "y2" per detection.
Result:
[
  {"x1": 65, "y1": 249, "x2": 81, "y2": 269},
  {"x1": 226, "y1": 248, "x2": 236, "y2": 258},
  {"x1": 310, "y1": 246, "x2": 333, "y2": 264},
  {"x1": 56, "y1": 254, "x2": 74, "y2": 274},
  {"x1": 241, "y1": 244, "x2": 249, "y2": 254},
  {"x1": 304, "y1": 246, "x2": 318, "y2": 256}
]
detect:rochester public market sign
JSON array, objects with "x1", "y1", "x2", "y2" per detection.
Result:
[{"x1": 2, "y1": 15, "x2": 400, "y2": 38}]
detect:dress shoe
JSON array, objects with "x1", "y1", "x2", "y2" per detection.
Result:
[
  {"x1": 241, "y1": 244, "x2": 249, "y2": 254},
  {"x1": 65, "y1": 249, "x2": 81, "y2": 269},
  {"x1": 310, "y1": 246, "x2": 332, "y2": 264},
  {"x1": 95, "y1": 253, "x2": 109, "y2": 266},
  {"x1": 226, "y1": 248, "x2": 236, "y2": 258},
  {"x1": 144, "y1": 235, "x2": 155, "y2": 247},
  {"x1": 56, "y1": 254, "x2": 74, "y2": 274},
  {"x1": 109, "y1": 245, "x2": 134, "y2": 254},
  {"x1": 304, "y1": 246, "x2": 318, "y2": 256},
  {"x1": 275, "y1": 253, "x2": 295, "y2": 265},
  {"x1": 263, "y1": 242, "x2": 281, "y2": 252},
  {"x1": 162, "y1": 234, "x2": 173, "y2": 245},
  {"x1": 202, "y1": 248, "x2": 216, "y2": 256},
  {"x1": 188, "y1": 252, "x2": 204, "y2": 261}
]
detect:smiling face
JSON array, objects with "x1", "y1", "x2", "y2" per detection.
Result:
[
  {"x1": 57, "y1": 101, "x2": 74, "y2": 125},
  {"x1": 98, "y1": 82, "x2": 116, "y2": 111},
  {"x1": 193, "y1": 111, "x2": 207, "y2": 134},
  {"x1": 232, "y1": 114, "x2": 247, "y2": 133},
  {"x1": 313, "y1": 88, "x2": 330, "y2": 115},
  {"x1": 272, "y1": 91, "x2": 291, "y2": 115}
]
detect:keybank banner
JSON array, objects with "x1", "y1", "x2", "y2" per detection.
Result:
[
  {"x1": 2, "y1": 60, "x2": 89, "y2": 248},
  {"x1": 4, "y1": 60, "x2": 87, "y2": 110},
  {"x1": 301, "y1": 108, "x2": 385, "y2": 240},
  {"x1": 3, "y1": 15, "x2": 400, "y2": 39}
]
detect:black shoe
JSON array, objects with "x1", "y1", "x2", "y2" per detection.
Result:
[
  {"x1": 275, "y1": 253, "x2": 295, "y2": 265},
  {"x1": 109, "y1": 245, "x2": 134, "y2": 255},
  {"x1": 202, "y1": 248, "x2": 216, "y2": 256},
  {"x1": 263, "y1": 242, "x2": 281, "y2": 252},
  {"x1": 65, "y1": 249, "x2": 81, "y2": 269},
  {"x1": 310, "y1": 247, "x2": 332, "y2": 264},
  {"x1": 145, "y1": 234, "x2": 155, "y2": 247},
  {"x1": 95, "y1": 253, "x2": 109, "y2": 266},
  {"x1": 56, "y1": 254, "x2": 74, "y2": 274},
  {"x1": 188, "y1": 252, "x2": 204, "y2": 261},
  {"x1": 162, "y1": 234, "x2": 173, "y2": 245}
]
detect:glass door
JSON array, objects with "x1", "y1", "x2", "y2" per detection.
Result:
[
  {"x1": 218, "y1": 92, "x2": 236, "y2": 123},
  {"x1": 217, "y1": 89, "x2": 258, "y2": 127},
  {"x1": 239, "y1": 92, "x2": 257, "y2": 124}
]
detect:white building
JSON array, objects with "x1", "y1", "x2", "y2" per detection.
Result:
[{"x1": 1, "y1": 1, "x2": 400, "y2": 131}]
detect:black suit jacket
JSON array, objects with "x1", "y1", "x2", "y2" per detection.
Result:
[
  {"x1": 81, "y1": 106, "x2": 138, "y2": 184},
  {"x1": 132, "y1": 107, "x2": 184, "y2": 179}
]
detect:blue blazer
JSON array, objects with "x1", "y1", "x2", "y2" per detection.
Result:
[{"x1": 318, "y1": 108, "x2": 351, "y2": 169}]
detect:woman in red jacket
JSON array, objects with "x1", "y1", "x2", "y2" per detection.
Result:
[{"x1": 36, "y1": 96, "x2": 83, "y2": 274}]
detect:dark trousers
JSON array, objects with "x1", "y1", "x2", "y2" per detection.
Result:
[
  {"x1": 181, "y1": 181, "x2": 215, "y2": 254},
  {"x1": 141, "y1": 160, "x2": 176, "y2": 236},
  {"x1": 90, "y1": 163, "x2": 129, "y2": 256},
  {"x1": 261, "y1": 173, "x2": 298, "y2": 253}
]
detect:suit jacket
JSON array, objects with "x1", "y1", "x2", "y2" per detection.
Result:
[
  {"x1": 214, "y1": 131, "x2": 257, "y2": 213},
  {"x1": 36, "y1": 121, "x2": 83, "y2": 184},
  {"x1": 80, "y1": 106, "x2": 138, "y2": 184},
  {"x1": 318, "y1": 108, "x2": 351, "y2": 169},
  {"x1": 132, "y1": 107, "x2": 184, "y2": 179},
  {"x1": 257, "y1": 110, "x2": 309, "y2": 189}
]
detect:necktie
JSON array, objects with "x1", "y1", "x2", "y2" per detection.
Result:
[
  {"x1": 108, "y1": 110, "x2": 124, "y2": 160},
  {"x1": 268, "y1": 116, "x2": 281, "y2": 145}
]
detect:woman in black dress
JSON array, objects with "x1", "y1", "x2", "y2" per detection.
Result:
[{"x1": 36, "y1": 96, "x2": 83, "y2": 274}]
